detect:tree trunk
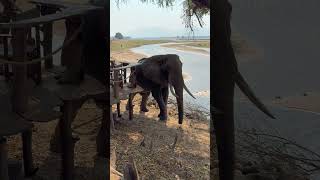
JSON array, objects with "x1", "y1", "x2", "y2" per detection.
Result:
[{"x1": 212, "y1": 0, "x2": 237, "y2": 180}]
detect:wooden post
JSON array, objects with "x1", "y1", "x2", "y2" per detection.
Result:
[
  {"x1": 3, "y1": 36, "x2": 10, "y2": 81},
  {"x1": 123, "y1": 65, "x2": 127, "y2": 84},
  {"x1": 113, "y1": 69, "x2": 121, "y2": 119},
  {"x1": 60, "y1": 101, "x2": 76, "y2": 180},
  {"x1": 128, "y1": 93, "x2": 133, "y2": 120},
  {"x1": 34, "y1": 25, "x2": 42, "y2": 84},
  {"x1": 42, "y1": 22, "x2": 53, "y2": 69},
  {"x1": 0, "y1": 138, "x2": 9, "y2": 180},
  {"x1": 114, "y1": 69, "x2": 120, "y2": 98},
  {"x1": 110, "y1": 106, "x2": 115, "y2": 130},
  {"x1": 11, "y1": 27, "x2": 37, "y2": 177},
  {"x1": 96, "y1": 105, "x2": 108, "y2": 157},
  {"x1": 11, "y1": 28, "x2": 28, "y2": 113},
  {"x1": 22, "y1": 130, "x2": 37, "y2": 177},
  {"x1": 117, "y1": 103, "x2": 121, "y2": 117},
  {"x1": 123, "y1": 157, "x2": 139, "y2": 180},
  {"x1": 11, "y1": 28, "x2": 35, "y2": 176},
  {"x1": 40, "y1": 6, "x2": 56, "y2": 69},
  {"x1": 213, "y1": 1, "x2": 235, "y2": 180},
  {"x1": 50, "y1": 99, "x2": 83, "y2": 154}
]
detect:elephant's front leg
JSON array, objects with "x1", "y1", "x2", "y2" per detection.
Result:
[
  {"x1": 151, "y1": 88, "x2": 167, "y2": 121},
  {"x1": 140, "y1": 91, "x2": 150, "y2": 112},
  {"x1": 158, "y1": 87, "x2": 169, "y2": 118}
]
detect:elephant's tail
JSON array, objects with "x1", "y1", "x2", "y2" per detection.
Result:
[{"x1": 169, "y1": 83, "x2": 196, "y2": 99}]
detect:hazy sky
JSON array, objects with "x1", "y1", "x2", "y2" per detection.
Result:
[{"x1": 110, "y1": 0, "x2": 210, "y2": 38}]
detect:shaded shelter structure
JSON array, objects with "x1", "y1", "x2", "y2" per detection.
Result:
[{"x1": 0, "y1": 0, "x2": 108, "y2": 179}]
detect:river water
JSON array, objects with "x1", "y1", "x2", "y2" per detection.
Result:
[
  {"x1": 131, "y1": 43, "x2": 210, "y2": 111},
  {"x1": 230, "y1": 0, "x2": 320, "y2": 178}
]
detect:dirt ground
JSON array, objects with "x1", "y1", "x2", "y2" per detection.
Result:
[
  {"x1": 5, "y1": 97, "x2": 210, "y2": 180},
  {"x1": 7, "y1": 101, "x2": 107, "y2": 180},
  {"x1": 111, "y1": 97, "x2": 210, "y2": 180}
]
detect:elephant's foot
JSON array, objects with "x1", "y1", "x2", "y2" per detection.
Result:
[
  {"x1": 158, "y1": 113, "x2": 167, "y2": 121},
  {"x1": 140, "y1": 106, "x2": 149, "y2": 112}
]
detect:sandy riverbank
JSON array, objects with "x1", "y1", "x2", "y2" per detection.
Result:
[
  {"x1": 270, "y1": 92, "x2": 320, "y2": 114},
  {"x1": 110, "y1": 50, "x2": 146, "y2": 63},
  {"x1": 161, "y1": 44, "x2": 209, "y2": 55}
]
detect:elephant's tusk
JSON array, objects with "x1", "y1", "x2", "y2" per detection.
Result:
[
  {"x1": 183, "y1": 83, "x2": 196, "y2": 99},
  {"x1": 234, "y1": 71, "x2": 276, "y2": 119},
  {"x1": 169, "y1": 84, "x2": 179, "y2": 98}
]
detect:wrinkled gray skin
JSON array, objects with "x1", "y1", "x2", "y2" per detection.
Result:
[{"x1": 126, "y1": 54, "x2": 195, "y2": 124}]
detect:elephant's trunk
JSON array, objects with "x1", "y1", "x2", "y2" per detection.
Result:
[{"x1": 175, "y1": 84, "x2": 184, "y2": 124}]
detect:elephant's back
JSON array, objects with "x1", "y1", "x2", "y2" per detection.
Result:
[{"x1": 136, "y1": 61, "x2": 168, "y2": 89}]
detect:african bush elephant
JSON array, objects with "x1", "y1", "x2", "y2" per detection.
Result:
[{"x1": 126, "y1": 54, "x2": 195, "y2": 124}]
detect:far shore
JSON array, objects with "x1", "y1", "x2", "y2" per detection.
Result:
[
  {"x1": 270, "y1": 92, "x2": 320, "y2": 114},
  {"x1": 161, "y1": 43, "x2": 209, "y2": 54},
  {"x1": 110, "y1": 39, "x2": 210, "y2": 62}
]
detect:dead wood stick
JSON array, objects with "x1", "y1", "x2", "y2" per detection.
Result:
[{"x1": 123, "y1": 157, "x2": 139, "y2": 180}]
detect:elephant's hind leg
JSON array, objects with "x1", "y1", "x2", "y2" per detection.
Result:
[
  {"x1": 151, "y1": 89, "x2": 167, "y2": 121},
  {"x1": 140, "y1": 91, "x2": 150, "y2": 112},
  {"x1": 162, "y1": 87, "x2": 169, "y2": 106}
]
